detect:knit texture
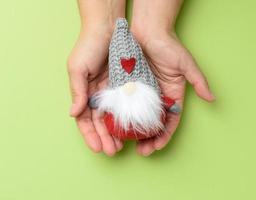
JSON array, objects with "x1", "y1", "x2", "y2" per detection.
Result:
[{"x1": 108, "y1": 18, "x2": 160, "y2": 93}]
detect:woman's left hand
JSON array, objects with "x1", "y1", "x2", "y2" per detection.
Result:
[{"x1": 131, "y1": 30, "x2": 215, "y2": 156}]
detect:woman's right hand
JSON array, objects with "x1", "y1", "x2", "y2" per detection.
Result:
[{"x1": 67, "y1": 27, "x2": 123, "y2": 156}]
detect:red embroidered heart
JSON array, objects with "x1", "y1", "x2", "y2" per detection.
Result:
[{"x1": 120, "y1": 57, "x2": 136, "y2": 74}]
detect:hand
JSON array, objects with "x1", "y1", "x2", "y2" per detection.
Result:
[
  {"x1": 67, "y1": 28, "x2": 123, "y2": 156},
  {"x1": 131, "y1": 30, "x2": 215, "y2": 156},
  {"x1": 68, "y1": 0, "x2": 126, "y2": 156}
]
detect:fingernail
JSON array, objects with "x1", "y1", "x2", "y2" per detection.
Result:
[
  {"x1": 69, "y1": 104, "x2": 76, "y2": 116},
  {"x1": 155, "y1": 143, "x2": 162, "y2": 150},
  {"x1": 209, "y1": 92, "x2": 216, "y2": 101}
]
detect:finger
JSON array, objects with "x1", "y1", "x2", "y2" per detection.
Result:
[
  {"x1": 153, "y1": 92, "x2": 183, "y2": 151},
  {"x1": 76, "y1": 108, "x2": 102, "y2": 153},
  {"x1": 154, "y1": 78, "x2": 185, "y2": 151},
  {"x1": 113, "y1": 137, "x2": 123, "y2": 152},
  {"x1": 92, "y1": 110, "x2": 117, "y2": 156},
  {"x1": 136, "y1": 138, "x2": 155, "y2": 156},
  {"x1": 183, "y1": 59, "x2": 215, "y2": 102},
  {"x1": 154, "y1": 111, "x2": 181, "y2": 150},
  {"x1": 68, "y1": 66, "x2": 88, "y2": 117}
]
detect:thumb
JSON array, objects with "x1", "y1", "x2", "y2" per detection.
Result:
[
  {"x1": 68, "y1": 66, "x2": 88, "y2": 117},
  {"x1": 183, "y1": 57, "x2": 215, "y2": 102}
]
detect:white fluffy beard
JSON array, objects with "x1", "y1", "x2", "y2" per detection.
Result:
[{"x1": 95, "y1": 81, "x2": 165, "y2": 135}]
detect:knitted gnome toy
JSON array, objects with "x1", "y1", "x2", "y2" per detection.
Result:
[{"x1": 89, "y1": 18, "x2": 180, "y2": 140}]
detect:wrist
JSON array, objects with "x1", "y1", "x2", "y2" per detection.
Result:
[
  {"x1": 131, "y1": 15, "x2": 177, "y2": 47},
  {"x1": 131, "y1": 23, "x2": 176, "y2": 47},
  {"x1": 80, "y1": 21, "x2": 114, "y2": 41},
  {"x1": 131, "y1": 0, "x2": 182, "y2": 45},
  {"x1": 78, "y1": 0, "x2": 126, "y2": 40}
]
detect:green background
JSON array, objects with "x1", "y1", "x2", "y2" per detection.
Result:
[{"x1": 1, "y1": 0, "x2": 256, "y2": 199}]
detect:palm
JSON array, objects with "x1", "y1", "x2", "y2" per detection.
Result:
[{"x1": 144, "y1": 34, "x2": 187, "y2": 103}]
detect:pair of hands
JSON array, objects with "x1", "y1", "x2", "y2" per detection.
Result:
[{"x1": 67, "y1": 24, "x2": 215, "y2": 156}]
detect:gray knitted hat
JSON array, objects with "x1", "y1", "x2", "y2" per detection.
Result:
[{"x1": 108, "y1": 18, "x2": 160, "y2": 93}]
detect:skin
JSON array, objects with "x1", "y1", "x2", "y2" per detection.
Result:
[
  {"x1": 130, "y1": 0, "x2": 215, "y2": 156},
  {"x1": 68, "y1": 0, "x2": 126, "y2": 156},
  {"x1": 67, "y1": 0, "x2": 215, "y2": 156}
]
